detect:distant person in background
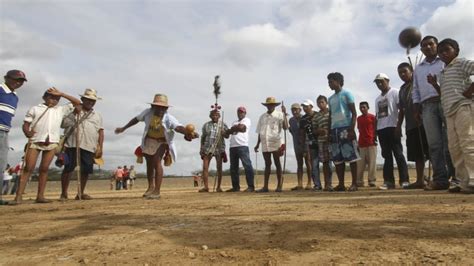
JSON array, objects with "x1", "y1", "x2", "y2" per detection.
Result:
[
  {"x1": 0, "y1": 69, "x2": 27, "y2": 205},
  {"x1": 288, "y1": 103, "x2": 312, "y2": 190},
  {"x1": 9, "y1": 159, "x2": 22, "y2": 195},
  {"x1": 115, "y1": 166, "x2": 123, "y2": 190},
  {"x1": 356, "y1": 102, "x2": 377, "y2": 187},
  {"x1": 14, "y1": 87, "x2": 80, "y2": 204},
  {"x1": 396, "y1": 63, "x2": 429, "y2": 189},
  {"x1": 128, "y1": 165, "x2": 136, "y2": 190},
  {"x1": 60, "y1": 88, "x2": 104, "y2": 201},
  {"x1": 122, "y1": 165, "x2": 129, "y2": 190},
  {"x1": 2, "y1": 164, "x2": 12, "y2": 195},
  {"x1": 374, "y1": 73, "x2": 409, "y2": 190}
]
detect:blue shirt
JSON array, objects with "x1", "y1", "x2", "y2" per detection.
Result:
[
  {"x1": 328, "y1": 88, "x2": 355, "y2": 128},
  {"x1": 412, "y1": 57, "x2": 445, "y2": 103},
  {"x1": 0, "y1": 83, "x2": 19, "y2": 132}
]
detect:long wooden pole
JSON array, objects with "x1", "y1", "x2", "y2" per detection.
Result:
[{"x1": 75, "y1": 113, "x2": 82, "y2": 200}]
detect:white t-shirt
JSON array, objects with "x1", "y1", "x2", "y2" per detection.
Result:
[
  {"x1": 375, "y1": 88, "x2": 399, "y2": 130},
  {"x1": 3, "y1": 170, "x2": 12, "y2": 181},
  {"x1": 229, "y1": 117, "x2": 251, "y2": 148},
  {"x1": 24, "y1": 103, "x2": 74, "y2": 143}
]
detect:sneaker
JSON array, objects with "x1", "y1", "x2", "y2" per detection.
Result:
[
  {"x1": 406, "y1": 182, "x2": 424, "y2": 189},
  {"x1": 448, "y1": 185, "x2": 461, "y2": 193},
  {"x1": 323, "y1": 186, "x2": 334, "y2": 192},
  {"x1": 401, "y1": 182, "x2": 410, "y2": 189},
  {"x1": 424, "y1": 183, "x2": 449, "y2": 191},
  {"x1": 312, "y1": 186, "x2": 322, "y2": 192},
  {"x1": 378, "y1": 184, "x2": 394, "y2": 190},
  {"x1": 243, "y1": 187, "x2": 255, "y2": 192}
]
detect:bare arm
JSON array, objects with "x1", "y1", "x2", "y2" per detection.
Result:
[
  {"x1": 114, "y1": 117, "x2": 139, "y2": 134},
  {"x1": 95, "y1": 129, "x2": 104, "y2": 158},
  {"x1": 47, "y1": 87, "x2": 81, "y2": 106}
]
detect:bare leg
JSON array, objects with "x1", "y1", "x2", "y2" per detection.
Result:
[
  {"x1": 60, "y1": 171, "x2": 71, "y2": 199},
  {"x1": 144, "y1": 155, "x2": 156, "y2": 194},
  {"x1": 152, "y1": 145, "x2": 166, "y2": 194},
  {"x1": 335, "y1": 163, "x2": 345, "y2": 188},
  {"x1": 348, "y1": 162, "x2": 358, "y2": 191},
  {"x1": 15, "y1": 148, "x2": 40, "y2": 203},
  {"x1": 201, "y1": 156, "x2": 211, "y2": 190},
  {"x1": 262, "y1": 152, "x2": 272, "y2": 190},
  {"x1": 273, "y1": 152, "x2": 282, "y2": 190},
  {"x1": 323, "y1": 162, "x2": 331, "y2": 188},
  {"x1": 36, "y1": 149, "x2": 56, "y2": 201},
  {"x1": 295, "y1": 154, "x2": 303, "y2": 188},
  {"x1": 304, "y1": 153, "x2": 312, "y2": 188}
]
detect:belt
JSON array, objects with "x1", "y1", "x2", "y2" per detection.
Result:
[{"x1": 421, "y1": 96, "x2": 440, "y2": 104}]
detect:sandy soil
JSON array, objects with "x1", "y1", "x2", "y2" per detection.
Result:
[{"x1": 1, "y1": 170, "x2": 473, "y2": 265}]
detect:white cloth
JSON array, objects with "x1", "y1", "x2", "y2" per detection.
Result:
[
  {"x1": 256, "y1": 110, "x2": 285, "y2": 152},
  {"x1": 3, "y1": 170, "x2": 12, "y2": 181},
  {"x1": 136, "y1": 108, "x2": 182, "y2": 162},
  {"x1": 24, "y1": 103, "x2": 74, "y2": 143},
  {"x1": 62, "y1": 109, "x2": 103, "y2": 153},
  {"x1": 229, "y1": 117, "x2": 251, "y2": 148},
  {"x1": 375, "y1": 88, "x2": 399, "y2": 130}
]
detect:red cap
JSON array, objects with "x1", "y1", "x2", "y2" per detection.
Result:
[
  {"x1": 6, "y1": 70, "x2": 27, "y2": 81},
  {"x1": 237, "y1": 106, "x2": 246, "y2": 113}
]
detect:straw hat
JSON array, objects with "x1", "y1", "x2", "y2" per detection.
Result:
[
  {"x1": 150, "y1": 94, "x2": 170, "y2": 107},
  {"x1": 80, "y1": 88, "x2": 101, "y2": 100},
  {"x1": 261, "y1": 97, "x2": 281, "y2": 106}
]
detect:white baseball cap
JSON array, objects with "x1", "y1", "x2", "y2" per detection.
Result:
[
  {"x1": 374, "y1": 73, "x2": 390, "y2": 82},
  {"x1": 301, "y1": 99, "x2": 314, "y2": 107}
]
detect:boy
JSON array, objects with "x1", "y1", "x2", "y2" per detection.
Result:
[
  {"x1": 300, "y1": 99, "x2": 321, "y2": 190},
  {"x1": 431, "y1": 38, "x2": 473, "y2": 193},
  {"x1": 374, "y1": 73, "x2": 409, "y2": 190},
  {"x1": 327, "y1": 72, "x2": 359, "y2": 191},
  {"x1": 356, "y1": 102, "x2": 377, "y2": 187},
  {"x1": 396, "y1": 63, "x2": 429, "y2": 189},
  {"x1": 254, "y1": 97, "x2": 288, "y2": 192},
  {"x1": 15, "y1": 87, "x2": 81, "y2": 204},
  {"x1": 289, "y1": 103, "x2": 312, "y2": 190},
  {"x1": 314, "y1": 95, "x2": 333, "y2": 191},
  {"x1": 200, "y1": 109, "x2": 229, "y2": 192}
]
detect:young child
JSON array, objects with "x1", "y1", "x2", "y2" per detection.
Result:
[
  {"x1": 314, "y1": 95, "x2": 333, "y2": 191},
  {"x1": 14, "y1": 87, "x2": 81, "y2": 204},
  {"x1": 431, "y1": 38, "x2": 473, "y2": 194},
  {"x1": 199, "y1": 109, "x2": 229, "y2": 192},
  {"x1": 396, "y1": 63, "x2": 429, "y2": 189},
  {"x1": 289, "y1": 103, "x2": 312, "y2": 190},
  {"x1": 327, "y1": 72, "x2": 359, "y2": 192},
  {"x1": 254, "y1": 97, "x2": 288, "y2": 192},
  {"x1": 356, "y1": 102, "x2": 377, "y2": 187},
  {"x1": 115, "y1": 94, "x2": 198, "y2": 199}
]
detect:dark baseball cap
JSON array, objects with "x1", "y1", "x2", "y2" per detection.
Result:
[{"x1": 6, "y1": 70, "x2": 27, "y2": 81}]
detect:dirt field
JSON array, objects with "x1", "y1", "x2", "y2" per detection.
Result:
[{"x1": 1, "y1": 170, "x2": 473, "y2": 265}]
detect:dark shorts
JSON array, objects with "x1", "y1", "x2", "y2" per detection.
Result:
[
  {"x1": 329, "y1": 126, "x2": 360, "y2": 165},
  {"x1": 406, "y1": 126, "x2": 429, "y2": 162},
  {"x1": 63, "y1": 148, "x2": 94, "y2": 175}
]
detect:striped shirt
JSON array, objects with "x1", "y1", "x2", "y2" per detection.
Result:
[
  {"x1": 439, "y1": 57, "x2": 474, "y2": 117},
  {"x1": 314, "y1": 110, "x2": 330, "y2": 143},
  {"x1": 412, "y1": 57, "x2": 445, "y2": 103},
  {"x1": 201, "y1": 120, "x2": 229, "y2": 154},
  {"x1": 0, "y1": 83, "x2": 19, "y2": 132}
]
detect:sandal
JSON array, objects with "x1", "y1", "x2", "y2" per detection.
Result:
[
  {"x1": 333, "y1": 185, "x2": 346, "y2": 192},
  {"x1": 75, "y1": 194, "x2": 92, "y2": 200},
  {"x1": 215, "y1": 188, "x2": 223, "y2": 193},
  {"x1": 348, "y1": 185, "x2": 358, "y2": 192},
  {"x1": 255, "y1": 188, "x2": 269, "y2": 193},
  {"x1": 35, "y1": 198, "x2": 53, "y2": 204},
  {"x1": 146, "y1": 193, "x2": 161, "y2": 199},
  {"x1": 198, "y1": 188, "x2": 209, "y2": 193},
  {"x1": 291, "y1": 186, "x2": 303, "y2": 191}
]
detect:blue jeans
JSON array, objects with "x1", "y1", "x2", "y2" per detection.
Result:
[
  {"x1": 422, "y1": 101, "x2": 455, "y2": 185},
  {"x1": 310, "y1": 148, "x2": 334, "y2": 188},
  {"x1": 0, "y1": 131, "x2": 9, "y2": 199},
  {"x1": 377, "y1": 127, "x2": 409, "y2": 186},
  {"x1": 229, "y1": 146, "x2": 254, "y2": 190}
]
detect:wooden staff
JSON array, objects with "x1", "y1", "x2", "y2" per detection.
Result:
[{"x1": 75, "y1": 112, "x2": 82, "y2": 200}]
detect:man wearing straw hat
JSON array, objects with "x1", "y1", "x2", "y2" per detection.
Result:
[
  {"x1": 0, "y1": 70, "x2": 27, "y2": 205},
  {"x1": 254, "y1": 97, "x2": 288, "y2": 192},
  {"x1": 115, "y1": 93, "x2": 198, "y2": 199},
  {"x1": 59, "y1": 88, "x2": 104, "y2": 201}
]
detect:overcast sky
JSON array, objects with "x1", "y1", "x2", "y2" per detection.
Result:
[{"x1": 1, "y1": 0, "x2": 473, "y2": 175}]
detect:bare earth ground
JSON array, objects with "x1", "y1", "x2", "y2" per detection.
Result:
[{"x1": 1, "y1": 169, "x2": 473, "y2": 265}]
